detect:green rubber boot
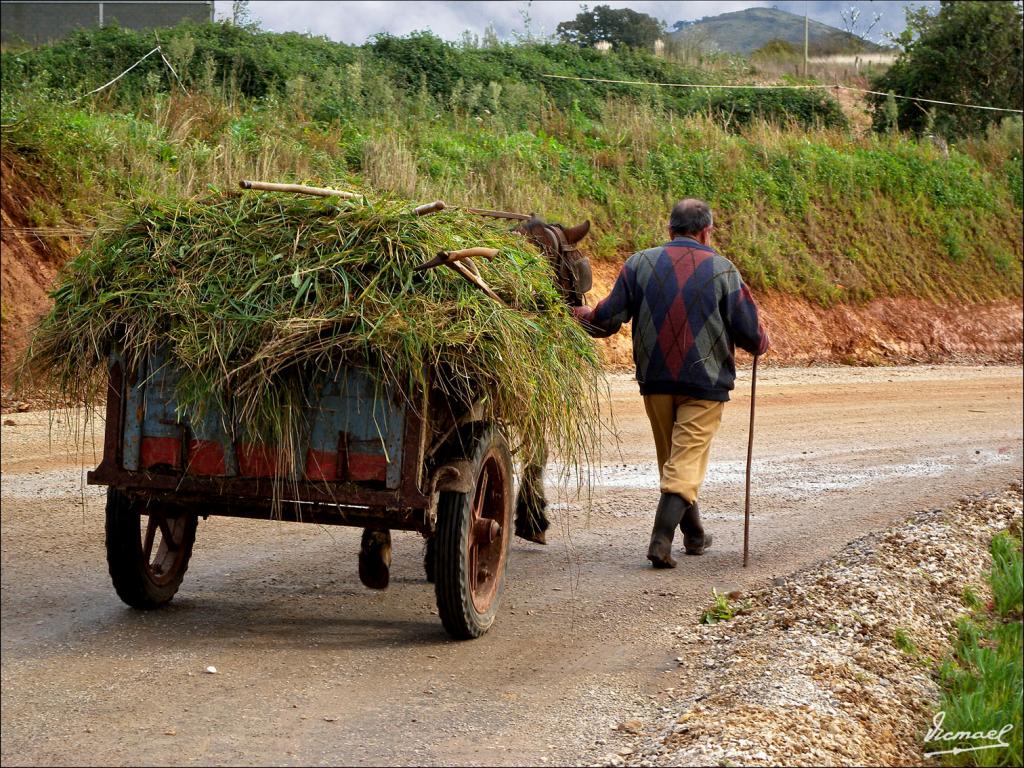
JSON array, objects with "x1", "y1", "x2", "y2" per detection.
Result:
[
  {"x1": 647, "y1": 493, "x2": 687, "y2": 568},
  {"x1": 681, "y1": 499, "x2": 713, "y2": 555}
]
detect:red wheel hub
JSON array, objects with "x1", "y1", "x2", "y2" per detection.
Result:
[
  {"x1": 141, "y1": 514, "x2": 190, "y2": 586},
  {"x1": 467, "y1": 450, "x2": 510, "y2": 614}
]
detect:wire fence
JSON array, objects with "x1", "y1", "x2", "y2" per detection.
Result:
[{"x1": 540, "y1": 73, "x2": 1023, "y2": 114}]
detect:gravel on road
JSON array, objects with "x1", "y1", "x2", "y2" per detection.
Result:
[{"x1": 599, "y1": 486, "x2": 1023, "y2": 767}]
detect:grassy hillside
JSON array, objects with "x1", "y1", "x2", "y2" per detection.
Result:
[
  {"x1": 1, "y1": 23, "x2": 1020, "y2": 310},
  {"x1": 672, "y1": 7, "x2": 889, "y2": 55},
  {"x1": 0, "y1": 23, "x2": 847, "y2": 125}
]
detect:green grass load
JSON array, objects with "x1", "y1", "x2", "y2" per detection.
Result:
[{"x1": 23, "y1": 188, "x2": 604, "y2": 475}]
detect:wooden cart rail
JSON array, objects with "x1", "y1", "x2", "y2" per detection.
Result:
[{"x1": 87, "y1": 353, "x2": 432, "y2": 517}]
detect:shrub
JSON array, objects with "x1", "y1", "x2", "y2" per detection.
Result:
[
  {"x1": 870, "y1": 2, "x2": 1023, "y2": 138},
  {"x1": 690, "y1": 88, "x2": 849, "y2": 131}
]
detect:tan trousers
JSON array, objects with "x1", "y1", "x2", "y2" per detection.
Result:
[{"x1": 643, "y1": 395, "x2": 725, "y2": 503}]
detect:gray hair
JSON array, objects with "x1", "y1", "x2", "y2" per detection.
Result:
[{"x1": 669, "y1": 199, "x2": 713, "y2": 237}]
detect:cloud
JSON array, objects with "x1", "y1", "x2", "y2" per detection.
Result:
[{"x1": 215, "y1": 1, "x2": 933, "y2": 45}]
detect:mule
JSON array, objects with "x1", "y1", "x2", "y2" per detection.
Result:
[
  {"x1": 360, "y1": 214, "x2": 594, "y2": 589},
  {"x1": 511, "y1": 216, "x2": 593, "y2": 545}
]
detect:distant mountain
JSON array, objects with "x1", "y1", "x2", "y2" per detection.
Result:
[{"x1": 671, "y1": 7, "x2": 890, "y2": 55}]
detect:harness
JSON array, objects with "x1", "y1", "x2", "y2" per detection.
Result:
[
  {"x1": 521, "y1": 220, "x2": 592, "y2": 307},
  {"x1": 461, "y1": 209, "x2": 592, "y2": 308}
]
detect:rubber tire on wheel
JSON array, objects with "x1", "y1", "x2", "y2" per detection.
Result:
[
  {"x1": 106, "y1": 488, "x2": 198, "y2": 609},
  {"x1": 434, "y1": 423, "x2": 513, "y2": 639}
]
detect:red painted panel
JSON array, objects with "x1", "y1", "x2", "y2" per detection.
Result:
[
  {"x1": 187, "y1": 439, "x2": 226, "y2": 476},
  {"x1": 141, "y1": 436, "x2": 181, "y2": 470},
  {"x1": 237, "y1": 442, "x2": 285, "y2": 478},
  {"x1": 348, "y1": 452, "x2": 388, "y2": 482},
  {"x1": 304, "y1": 448, "x2": 338, "y2": 481}
]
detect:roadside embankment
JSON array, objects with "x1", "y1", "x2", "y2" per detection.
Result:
[
  {"x1": 0, "y1": 152, "x2": 79, "y2": 379},
  {"x1": 3, "y1": 27, "x2": 1022, "y2": 389},
  {"x1": 590, "y1": 262, "x2": 1024, "y2": 369}
]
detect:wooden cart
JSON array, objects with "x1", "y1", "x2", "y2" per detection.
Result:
[{"x1": 88, "y1": 348, "x2": 514, "y2": 639}]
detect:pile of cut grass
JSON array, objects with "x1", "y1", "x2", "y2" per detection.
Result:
[{"x1": 23, "y1": 188, "x2": 604, "y2": 473}]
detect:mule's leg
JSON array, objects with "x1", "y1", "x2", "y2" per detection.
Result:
[
  {"x1": 515, "y1": 441, "x2": 551, "y2": 545},
  {"x1": 423, "y1": 536, "x2": 436, "y2": 583},
  {"x1": 358, "y1": 527, "x2": 392, "y2": 589}
]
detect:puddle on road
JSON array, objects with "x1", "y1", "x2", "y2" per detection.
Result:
[
  {"x1": 3, "y1": 448, "x2": 1020, "y2": 504},
  {"x1": 548, "y1": 447, "x2": 1021, "y2": 502}
]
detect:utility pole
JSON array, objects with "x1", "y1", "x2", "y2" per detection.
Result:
[{"x1": 803, "y1": 2, "x2": 809, "y2": 78}]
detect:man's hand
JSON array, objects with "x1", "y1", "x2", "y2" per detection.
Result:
[
  {"x1": 572, "y1": 303, "x2": 618, "y2": 339},
  {"x1": 572, "y1": 305, "x2": 593, "y2": 323}
]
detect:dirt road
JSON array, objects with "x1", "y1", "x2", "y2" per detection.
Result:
[{"x1": 2, "y1": 365, "x2": 1021, "y2": 766}]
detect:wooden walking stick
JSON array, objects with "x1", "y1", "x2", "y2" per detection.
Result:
[
  {"x1": 413, "y1": 247, "x2": 500, "y2": 272},
  {"x1": 743, "y1": 354, "x2": 759, "y2": 568},
  {"x1": 239, "y1": 181, "x2": 533, "y2": 221},
  {"x1": 413, "y1": 247, "x2": 505, "y2": 304},
  {"x1": 239, "y1": 180, "x2": 362, "y2": 199}
]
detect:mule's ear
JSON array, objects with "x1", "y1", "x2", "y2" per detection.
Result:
[{"x1": 563, "y1": 219, "x2": 591, "y2": 244}]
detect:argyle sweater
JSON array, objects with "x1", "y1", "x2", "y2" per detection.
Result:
[{"x1": 574, "y1": 237, "x2": 769, "y2": 401}]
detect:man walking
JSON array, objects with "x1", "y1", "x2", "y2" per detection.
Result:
[{"x1": 573, "y1": 199, "x2": 769, "y2": 568}]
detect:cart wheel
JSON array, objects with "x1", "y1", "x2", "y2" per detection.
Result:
[
  {"x1": 434, "y1": 424, "x2": 513, "y2": 639},
  {"x1": 106, "y1": 488, "x2": 198, "y2": 609},
  {"x1": 424, "y1": 537, "x2": 436, "y2": 584}
]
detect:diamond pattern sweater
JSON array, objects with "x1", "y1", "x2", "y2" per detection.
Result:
[{"x1": 574, "y1": 237, "x2": 769, "y2": 401}]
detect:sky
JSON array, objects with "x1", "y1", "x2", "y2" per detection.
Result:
[{"x1": 212, "y1": 1, "x2": 938, "y2": 46}]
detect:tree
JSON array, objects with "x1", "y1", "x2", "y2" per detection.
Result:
[
  {"x1": 556, "y1": 4, "x2": 666, "y2": 50},
  {"x1": 839, "y1": 4, "x2": 883, "y2": 46},
  {"x1": 669, "y1": 26, "x2": 715, "y2": 64},
  {"x1": 482, "y1": 23, "x2": 500, "y2": 48},
  {"x1": 882, "y1": 91, "x2": 899, "y2": 134},
  {"x1": 870, "y1": 1, "x2": 1023, "y2": 138},
  {"x1": 230, "y1": 0, "x2": 259, "y2": 31}
]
